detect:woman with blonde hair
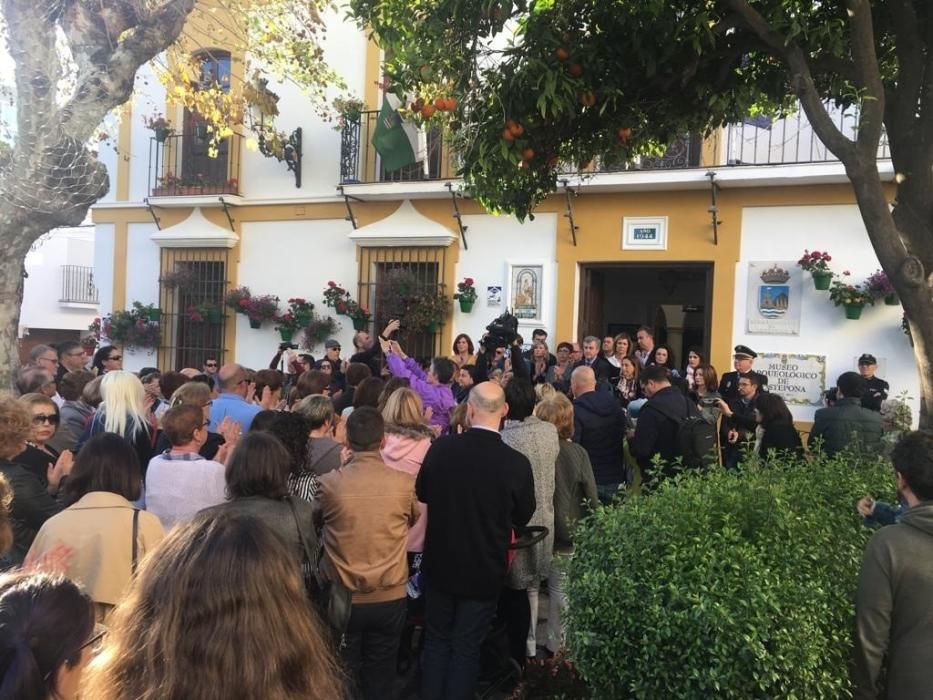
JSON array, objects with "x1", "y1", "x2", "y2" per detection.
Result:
[
  {"x1": 81, "y1": 511, "x2": 345, "y2": 699},
  {"x1": 84, "y1": 370, "x2": 154, "y2": 471},
  {"x1": 533, "y1": 393, "x2": 598, "y2": 656},
  {"x1": 0, "y1": 399, "x2": 69, "y2": 567},
  {"x1": 381, "y1": 388, "x2": 433, "y2": 553}
]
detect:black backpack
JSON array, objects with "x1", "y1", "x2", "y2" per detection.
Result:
[{"x1": 650, "y1": 394, "x2": 718, "y2": 469}]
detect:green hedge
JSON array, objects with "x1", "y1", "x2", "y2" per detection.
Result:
[{"x1": 565, "y1": 453, "x2": 895, "y2": 699}]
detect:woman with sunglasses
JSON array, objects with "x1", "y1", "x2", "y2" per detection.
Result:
[
  {"x1": 91, "y1": 345, "x2": 122, "y2": 376},
  {"x1": 0, "y1": 400, "x2": 69, "y2": 568},
  {"x1": 0, "y1": 571, "x2": 100, "y2": 699},
  {"x1": 26, "y1": 433, "x2": 164, "y2": 621},
  {"x1": 14, "y1": 394, "x2": 73, "y2": 490}
]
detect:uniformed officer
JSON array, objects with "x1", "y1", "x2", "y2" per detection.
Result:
[
  {"x1": 858, "y1": 353, "x2": 889, "y2": 412},
  {"x1": 718, "y1": 345, "x2": 769, "y2": 401}
]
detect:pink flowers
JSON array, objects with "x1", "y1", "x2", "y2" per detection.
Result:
[{"x1": 797, "y1": 249, "x2": 833, "y2": 273}]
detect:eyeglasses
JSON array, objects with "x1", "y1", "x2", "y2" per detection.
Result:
[
  {"x1": 328, "y1": 347, "x2": 341, "y2": 352},
  {"x1": 201, "y1": 420, "x2": 211, "y2": 428},
  {"x1": 32, "y1": 414, "x2": 60, "y2": 425},
  {"x1": 107, "y1": 355, "x2": 122, "y2": 361},
  {"x1": 39, "y1": 356, "x2": 59, "y2": 365},
  {"x1": 202, "y1": 400, "x2": 213, "y2": 407},
  {"x1": 205, "y1": 362, "x2": 217, "y2": 367}
]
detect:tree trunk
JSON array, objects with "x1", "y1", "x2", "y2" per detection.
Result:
[
  {"x1": 0, "y1": 248, "x2": 28, "y2": 397},
  {"x1": 845, "y1": 163, "x2": 933, "y2": 429}
]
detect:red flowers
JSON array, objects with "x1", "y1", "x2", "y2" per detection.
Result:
[{"x1": 797, "y1": 249, "x2": 832, "y2": 273}]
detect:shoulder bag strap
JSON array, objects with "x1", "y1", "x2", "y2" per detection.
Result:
[
  {"x1": 287, "y1": 496, "x2": 315, "y2": 567},
  {"x1": 131, "y1": 508, "x2": 140, "y2": 574}
]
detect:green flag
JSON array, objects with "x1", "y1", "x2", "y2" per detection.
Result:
[{"x1": 372, "y1": 101, "x2": 416, "y2": 172}]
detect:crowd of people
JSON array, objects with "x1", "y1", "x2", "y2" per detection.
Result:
[{"x1": 0, "y1": 321, "x2": 919, "y2": 699}]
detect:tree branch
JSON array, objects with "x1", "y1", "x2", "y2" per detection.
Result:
[
  {"x1": 723, "y1": 0, "x2": 857, "y2": 163},
  {"x1": 844, "y1": 0, "x2": 886, "y2": 161}
]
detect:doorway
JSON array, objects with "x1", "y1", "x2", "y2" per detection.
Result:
[{"x1": 579, "y1": 263, "x2": 714, "y2": 368}]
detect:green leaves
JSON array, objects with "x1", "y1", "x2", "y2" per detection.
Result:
[{"x1": 564, "y1": 452, "x2": 896, "y2": 698}]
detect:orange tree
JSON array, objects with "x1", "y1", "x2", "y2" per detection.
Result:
[{"x1": 349, "y1": 0, "x2": 933, "y2": 427}]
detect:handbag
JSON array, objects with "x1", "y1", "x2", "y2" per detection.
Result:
[{"x1": 287, "y1": 497, "x2": 352, "y2": 636}]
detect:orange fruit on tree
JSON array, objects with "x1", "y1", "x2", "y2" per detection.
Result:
[
  {"x1": 510, "y1": 122, "x2": 524, "y2": 137},
  {"x1": 522, "y1": 147, "x2": 535, "y2": 160},
  {"x1": 421, "y1": 104, "x2": 436, "y2": 118},
  {"x1": 568, "y1": 63, "x2": 584, "y2": 78},
  {"x1": 617, "y1": 127, "x2": 632, "y2": 143},
  {"x1": 555, "y1": 47, "x2": 569, "y2": 62},
  {"x1": 579, "y1": 92, "x2": 596, "y2": 107},
  {"x1": 434, "y1": 97, "x2": 446, "y2": 110},
  {"x1": 503, "y1": 128, "x2": 515, "y2": 142},
  {"x1": 445, "y1": 97, "x2": 458, "y2": 110}
]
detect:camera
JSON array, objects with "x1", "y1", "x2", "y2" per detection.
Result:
[
  {"x1": 279, "y1": 342, "x2": 298, "y2": 351},
  {"x1": 480, "y1": 311, "x2": 520, "y2": 352},
  {"x1": 699, "y1": 396, "x2": 720, "y2": 407}
]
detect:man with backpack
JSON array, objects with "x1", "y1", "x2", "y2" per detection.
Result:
[
  {"x1": 630, "y1": 365, "x2": 716, "y2": 486},
  {"x1": 571, "y1": 366, "x2": 627, "y2": 504}
]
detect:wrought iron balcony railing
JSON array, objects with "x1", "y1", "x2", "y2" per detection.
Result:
[
  {"x1": 60, "y1": 265, "x2": 98, "y2": 304},
  {"x1": 148, "y1": 132, "x2": 242, "y2": 197}
]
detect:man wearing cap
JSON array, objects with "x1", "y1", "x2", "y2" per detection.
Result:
[
  {"x1": 858, "y1": 354, "x2": 889, "y2": 412},
  {"x1": 718, "y1": 345, "x2": 768, "y2": 402},
  {"x1": 320, "y1": 339, "x2": 347, "y2": 392}
]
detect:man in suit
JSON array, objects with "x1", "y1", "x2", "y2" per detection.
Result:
[
  {"x1": 417, "y1": 381, "x2": 536, "y2": 700},
  {"x1": 858, "y1": 353, "x2": 889, "y2": 412},
  {"x1": 718, "y1": 345, "x2": 769, "y2": 401},
  {"x1": 574, "y1": 336, "x2": 614, "y2": 385}
]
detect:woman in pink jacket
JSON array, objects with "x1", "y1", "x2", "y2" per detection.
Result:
[{"x1": 380, "y1": 388, "x2": 434, "y2": 552}]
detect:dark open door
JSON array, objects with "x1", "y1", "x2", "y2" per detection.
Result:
[{"x1": 579, "y1": 267, "x2": 605, "y2": 340}]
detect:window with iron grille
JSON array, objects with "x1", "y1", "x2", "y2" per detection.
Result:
[
  {"x1": 158, "y1": 249, "x2": 229, "y2": 371},
  {"x1": 358, "y1": 247, "x2": 448, "y2": 361}
]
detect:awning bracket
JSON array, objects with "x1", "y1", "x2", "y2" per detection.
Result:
[
  {"x1": 218, "y1": 197, "x2": 236, "y2": 232},
  {"x1": 560, "y1": 179, "x2": 579, "y2": 246},
  {"x1": 444, "y1": 181, "x2": 469, "y2": 250},
  {"x1": 143, "y1": 197, "x2": 161, "y2": 230},
  {"x1": 337, "y1": 185, "x2": 362, "y2": 229},
  {"x1": 706, "y1": 171, "x2": 721, "y2": 245}
]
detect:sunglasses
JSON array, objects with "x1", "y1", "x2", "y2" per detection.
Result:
[
  {"x1": 205, "y1": 362, "x2": 217, "y2": 367},
  {"x1": 32, "y1": 414, "x2": 60, "y2": 425},
  {"x1": 107, "y1": 355, "x2": 122, "y2": 361},
  {"x1": 328, "y1": 347, "x2": 341, "y2": 352}
]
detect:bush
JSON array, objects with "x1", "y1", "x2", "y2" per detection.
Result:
[{"x1": 565, "y1": 452, "x2": 896, "y2": 699}]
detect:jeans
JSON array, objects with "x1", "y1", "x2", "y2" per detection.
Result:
[
  {"x1": 342, "y1": 598, "x2": 407, "y2": 700},
  {"x1": 526, "y1": 586, "x2": 539, "y2": 657},
  {"x1": 596, "y1": 482, "x2": 622, "y2": 505},
  {"x1": 422, "y1": 585, "x2": 498, "y2": 700},
  {"x1": 545, "y1": 553, "x2": 569, "y2": 653}
]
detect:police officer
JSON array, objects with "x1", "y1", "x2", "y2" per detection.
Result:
[
  {"x1": 858, "y1": 353, "x2": 889, "y2": 412},
  {"x1": 718, "y1": 345, "x2": 769, "y2": 402}
]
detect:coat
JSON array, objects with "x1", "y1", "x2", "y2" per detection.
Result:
[
  {"x1": 416, "y1": 428, "x2": 535, "y2": 599},
  {"x1": 501, "y1": 417, "x2": 558, "y2": 589},
  {"x1": 27, "y1": 491, "x2": 164, "y2": 607},
  {"x1": 573, "y1": 389, "x2": 627, "y2": 486},
  {"x1": 0, "y1": 461, "x2": 63, "y2": 568},
  {"x1": 316, "y1": 452, "x2": 419, "y2": 603},
  {"x1": 758, "y1": 421, "x2": 804, "y2": 459},
  {"x1": 853, "y1": 502, "x2": 933, "y2": 699},
  {"x1": 386, "y1": 354, "x2": 456, "y2": 432},
  {"x1": 381, "y1": 425, "x2": 434, "y2": 552},
  {"x1": 631, "y1": 385, "x2": 692, "y2": 480},
  {"x1": 553, "y1": 441, "x2": 598, "y2": 553},
  {"x1": 810, "y1": 398, "x2": 883, "y2": 457}
]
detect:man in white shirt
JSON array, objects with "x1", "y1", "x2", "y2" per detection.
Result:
[{"x1": 146, "y1": 404, "x2": 227, "y2": 530}]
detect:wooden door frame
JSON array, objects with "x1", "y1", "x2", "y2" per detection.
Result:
[{"x1": 577, "y1": 262, "x2": 715, "y2": 359}]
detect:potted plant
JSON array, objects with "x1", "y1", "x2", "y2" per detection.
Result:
[
  {"x1": 244, "y1": 294, "x2": 280, "y2": 329},
  {"x1": 160, "y1": 265, "x2": 200, "y2": 292},
  {"x1": 404, "y1": 291, "x2": 449, "y2": 333},
  {"x1": 322, "y1": 281, "x2": 352, "y2": 313},
  {"x1": 225, "y1": 286, "x2": 252, "y2": 315},
  {"x1": 453, "y1": 276, "x2": 477, "y2": 312},
  {"x1": 797, "y1": 249, "x2": 834, "y2": 290},
  {"x1": 102, "y1": 306, "x2": 161, "y2": 350},
  {"x1": 285, "y1": 297, "x2": 315, "y2": 326},
  {"x1": 866, "y1": 269, "x2": 899, "y2": 305},
  {"x1": 332, "y1": 95, "x2": 365, "y2": 130},
  {"x1": 274, "y1": 312, "x2": 303, "y2": 342},
  {"x1": 186, "y1": 302, "x2": 223, "y2": 324},
  {"x1": 346, "y1": 301, "x2": 372, "y2": 331},
  {"x1": 132, "y1": 301, "x2": 161, "y2": 322},
  {"x1": 302, "y1": 312, "x2": 340, "y2": 349},
  {"x1": 144, "y1": 112, "x2": 174, "y2": 143},
  {"x1": 829, "y1": 272, "x2": 874, "y2": 320}
]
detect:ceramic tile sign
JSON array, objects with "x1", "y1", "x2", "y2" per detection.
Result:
[
  {"x1": 746, "y1": 261, "x2": 802, "y2": 335},
  {"x1": 622, "y1": 216, "x2": 667, "y2": 250},
  {"x1": 759, "y1": 352, "x2": 826, "y2": 405}
]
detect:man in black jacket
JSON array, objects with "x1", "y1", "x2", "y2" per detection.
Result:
[
  {"x1": 718, "y1": 372, "x2": 761, "y2": 469},
  {"x1": 858, "y1": 353, "x2": 889, "y2": 412},
  {"x1": 417, "y1": 381, "x2": 535, "y2": 700},
  {"x1": 573, "y1": 336, "x2": 615, "y2": 385},
  {"x1": 630, "y1": 365, "x2": 691, "y2": 485},
  {"x1": 718, "y1": 345, "x2": 769, "y2": 401},
  {"x1": 571, "y1": 366, "x2": 626, "y2": 504}
]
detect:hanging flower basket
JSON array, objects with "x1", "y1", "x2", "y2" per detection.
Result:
[
  {"x1": 424, "y1": 322, "x2": 439, "y2": 334},
  {"x1": 884, "y1": 293, "x2": 900, "y2": 306},
  {"x1": 154, "y1": 127, "x2": 172, "y2": 143},
  {"x1": 811, "y1": 270, "x2": 833, "y2": 291},
  {"x1": 352, "y1": 317, "x2": 368, "y2": 331},
  {"x1": 458, "y1": 299, "x2": 475, "y2": 313},
  {"x1": 453, "y1": 277, "x2": 478, "y2": 312},
  {"x1": 279, "y1": 327, "x2": 295, "y2": 342},
  {"x1": 207, "y1": 307, "x2": 224, "y2": 323},
  {"x1": 249, "y1": 318, "x2": 263, "y2": 329},
  {"x1": 147, "y1": 307, "x2": 162, "y2": 322},
  {"x1": 844, "y1": 303, "x2": 865, "y2": 320}
]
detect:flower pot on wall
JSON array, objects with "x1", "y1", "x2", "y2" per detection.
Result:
[
  {"x1": 424, "y1": 322, "x2": 439, "y2": 334},
  {"x1": 147, "y1": 308, "x2": 161, "y2": 322},
  {"x1": 249, "y1": 318, "x2": 262, "y2": 329},
  {"x1": 812, "y1": 270, "x2": 833, "y2": 290},
  {"x1": 352, "y1": 318, "x2": 368, "y2": 331},
  {"x1": 884, "y1": 293, "x2": 900, "y2": 306},
  {"x1": 458, "y1": 299, "x2": 475, "y2": 313},
  {"x1": 844, "y1": 303, "x2": 865, "y2": 320},
  {"x1": 153, "y1": 127, "x2": 171, "y2": 143},
  {"x1": 207, "y1": 308, "x2": 223, "y2": 324},
  {"x1": 279, "y1": 328, "x2": 295, "y2": 342}
]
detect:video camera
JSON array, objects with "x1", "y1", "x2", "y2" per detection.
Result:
[{"x1": 480, "y1": 311, "x2": 520, "y2": 352}]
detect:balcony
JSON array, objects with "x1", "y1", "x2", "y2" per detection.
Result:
[
  {"x1": 338, "y1": 101, "x2": 891, "y2": 187},
  {"x1": 148, "y1": 132, "x2": 242, "y2": 199},
  {"x1": 60, "y1": 265, "x2": 98, "y2": 306}
]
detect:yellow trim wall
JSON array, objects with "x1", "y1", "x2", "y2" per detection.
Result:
[{"x1": 95, "y1": 181, "x2": 893, "y2": 369}]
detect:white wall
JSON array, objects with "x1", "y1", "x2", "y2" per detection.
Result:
[
  {"x1": 129, "y1": 63, "x2": 168, "y2": 203},
  {"x1": 454, "y1": 213, "x2": 558, "y2": 348},
  {"x1": 94, "y1": 224, "x2": 115, "y2": 317},
  {"x1": 117, "y1": 223, "x2": 162, "y2": 372},
  {"x1": 735, "y1": 204, "x2": 919, "y2": 424},
  {"x1": 236, "y1": 218, "x2": 357, "y2": 368},
  {"x1": 20, "y1": 227, "x2": 99, "y2": 334}
]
